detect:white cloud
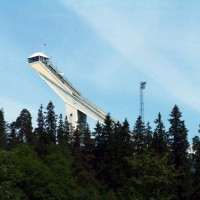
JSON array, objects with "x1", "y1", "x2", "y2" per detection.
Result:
[{"x1": 58, "y1": 0, "x2": 200, "y2": 113}]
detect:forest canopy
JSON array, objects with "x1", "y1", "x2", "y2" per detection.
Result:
[{"x1": 0, "y1": 102, "x2": 200, "y2": 200}]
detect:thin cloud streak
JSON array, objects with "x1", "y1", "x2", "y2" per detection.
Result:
[{"x1": 59, "y1": 0, "x2": 200, "y2": 113}]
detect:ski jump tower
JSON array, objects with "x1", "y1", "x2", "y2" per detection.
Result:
[{"x1": 28, "y1": 52, "x2": 107, "y2": 127}]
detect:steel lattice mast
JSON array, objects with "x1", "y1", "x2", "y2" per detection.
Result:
[{"x1": 140, "y1": 81, "x2": 146, "y2": 122}]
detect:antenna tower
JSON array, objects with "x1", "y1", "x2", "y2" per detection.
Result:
[{"x1": 140, "y1": 81, "x2": 146, "y2": 122}]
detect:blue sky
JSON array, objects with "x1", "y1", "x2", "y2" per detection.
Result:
[{"x1": 1, "y1": 0, "x2": 200, "y2": 142}]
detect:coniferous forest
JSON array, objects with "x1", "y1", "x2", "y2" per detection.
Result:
[{"x1": 0, "y1": 102, "x2": 200, "y2": 200}]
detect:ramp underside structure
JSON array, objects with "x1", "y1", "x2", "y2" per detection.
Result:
[{"x1": 28, "y1": 52, "x2": 107, "y2": 127}]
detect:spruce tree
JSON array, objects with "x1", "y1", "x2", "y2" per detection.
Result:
[
  {"x1": 111, "y1": 121, "x2": 122, "y2": 189},
  {"x1": 169, "y1": 105, "x2": 189, "y2": 169},
  {"x1": 93, "y1": 121, "x2": 103, "y2": 178},
  {"x1": 112, "y1": 119, "x2": 132, "y2": 190},
  {"x1": 74, "y1": 125, "x2": 96, "y2": 186},
  {"x1": 82, "y1": 125, "x2": 94, "y2": 160},
  {"x1": 102, "y1": 114, "x2": 115, "y2": 187},
  {"x1": 93, "y1": 121, "x2": 103, "y2": 149},
  {"x1": 168, "y1": 105, "x2": 190, "y2": 199},
  {"x1": 57, "y1": 114, "x2": 72, "y2": 147},
  {"x1": 152, "y1": 113, "x2": 168, "y2": 155},
  {"x1": 35, "y1": 105, "x2": 46, "y2": 143},
  {"x1": 121, "y1": 119, "x2": 132, "y2": 157},
  {"x1": 0, "y1": 109, "x2": 7, "y2": 149},
  {"x1": 63, "y1": 116, "x2": 72, "y2": 147},
  {"x1": 72, "y1": 125, "x2": 81, "y2": 155},
  {"x1": 93, "y1": 114, "x2": 115, "y2": 189},
  {"x1": 145, "y1": 122, "x2": 152, "y2": 148},
  {"x1": 191, "y1": 126, "x2": 200, "y2": 199},
  {"x1": 72, "y1": 125, "x2": 82, "y2": 184},
  {"x1": 57, "y1": 114, "x2": 64, "y2": 145},
  {"x1": 133, "y1": 116, "x2": 146, "y2": 153},
  {"x1": 44, "y1": 101, "x2": 57, "y2": 144}
]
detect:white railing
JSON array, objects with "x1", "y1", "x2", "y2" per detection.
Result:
[{"x1": 41, "y1": 60, "x2": 107, "y2": 117}]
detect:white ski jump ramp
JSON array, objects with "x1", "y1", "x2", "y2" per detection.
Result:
[{"x1": 28, "y1": 52, "x2": 108, "y2": 127}]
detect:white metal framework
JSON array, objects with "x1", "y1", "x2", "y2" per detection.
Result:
[{"x1": 28, "y1": 52, "x2": 107, "y2": 128}]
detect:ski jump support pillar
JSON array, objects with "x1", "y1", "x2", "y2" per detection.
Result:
[{"x1": 28, "y1": 52, "x2": 107, "y2": 128}]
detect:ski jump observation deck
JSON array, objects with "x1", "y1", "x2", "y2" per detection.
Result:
[{"x1": 28, "y1": 52, "x2": 107, "y2": 127}]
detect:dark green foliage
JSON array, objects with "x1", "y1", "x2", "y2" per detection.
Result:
[
  {"x1": 7, "y1": 122, "x2": 18, "y2": 149},
  {"x1": 133, "y1": 116, "x2": 146, "y2": 152},
  {"x1": 152, "y1": 113, "x2": 169, "y2": 155},
  {"x1": 14, "y1": 145, "x2": 56, "y2": 199},
  {"x1": 15, "y1": 109, "x2": 34, "y2": 145},
  {"x1": 0, "y1": 109, "x2": 7, "y2": 149},
  {"x1": 44, "y1": 101, "x2": 57, "y2": 144},
  {"x1": 1, "y1": 103, "x2": 197, "y2": 199},
  {"x1": 57, "y1": 113, "x2": 65, "y2": 145},
  {"x1": 71, "y1": 126, "x2": 82, "y2": 184},
  {"x1": 63, "y1": 116, "x2": 72, "y2": 146},
  {"x1": 120, "y1": 118, "x2": 132, "y2": 157},
  {"x1": 126, "y1": 151, "x2": 176, "y2": 200},
  {"x1": 94, "y1": 114, "x2": 115, "y2": 189},
  {"x1": 0, "y1": 150, "x2": 25, "y2": 199},
  {"x1": 42, "y1": 145, "x2": 81, "y2": 199},
  {"x1": 1, "y1": 145, "x2": 82, "y2": 200},
  {"x1": 93, "y1": 121, "x2": 103, "y2": 158},
  {"x1": 73, "y1": 125, "x2": 97, "y2": 187},
  {"x1": 110, "y1": 120, "x2": 132, "y2": 191},
  {"x1": 145, "y1": 121, "x2": 152, "y2": 148},
  {"x1": 169, "y1": 105, "x2": 189, "y2": 169},
  {"x1": 57, "y1": 115, "x2": 71, "y2": 147},
  {"x1": 35, "y1": 105, "x2": 45, "y2": 143},
  {"x1": 191, "y1": 127, "x2": 200, "y2": 199},
  {"x1": 168, "y1": 105, "x2": 190, "y2": 200},
  {"x1": 72, "y1": 126, "x2": 81, "y2": 154}
]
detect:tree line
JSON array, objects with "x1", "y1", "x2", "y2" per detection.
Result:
[{"x1": 0, "y1": 102, "x2": 200, "y2": 199}]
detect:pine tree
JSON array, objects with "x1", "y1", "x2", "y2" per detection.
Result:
[
  {"x1": 82, "y1": 125, "x2": 94, "y2": 160},
  {"x1": 121, "y1": 119, "x2": 132, "y2": 157},
  {"x1": 0, "y1": 109, "x2": 7, "y2": 149},
  {"x1": 93, "y1": 114, "x2": 115, "y2": 189},
  {"x1": 111, "y1": 121, "x2": 122, "y2": 189},
  {"x1": 152, "y1": 113, "x2": 168, "y2": 155},
  {"x1": 168, "y1": 105, "x2": 190, "y2": 199},
  {"x1": 133, "y1": 116, "x2": 146, "y2": 153},
  {"x1": 113, "y1": 119, "x2": 132, "y2": 171},
  {"x1": 72, "y1": 125, "x2": 82, "y2": 184},
  {"x1": 57, "y1": 114, "x2": 64, "y2": 145},
  {"x1": 169, "y1": 105, "x2": 189, "y2": 169},
  {"x1": 63, "y1": 116, "x2": 72, "y2": 147},
  {"x1": 74, "y1": 125, "x2": 96, "y2": 186},
  {"x1": 111, "y1": 119, "x2": 132, "y2": 190},
  {"x1": 15, "y1": 109, "x2": 34, "y2": 145},
  {"x1": 93, "y1": 121, "x2": 103, "y2": 177},
  {"x1": 35, "y1": 105, "x2": 46, "y2": 143},
  {"x1": 93, "y1": 121, "x2": 103, "y2": 149},
  {"x1": 57, "y1": 114, "x2": 72, "y2": 147},
  {"x1": 102, "y1": 114, "x2": 115, "y2": 187},
  {"x1": 44, "y1": 101, "x2": 57, "y2": 144},
  {"x1": 191, "y1": 126, "x2": 200, "y2": 199},
  {"x1": 145, "y1": 122, "x2": 152, "y2": 148},
  {"x1": 72, "y1": 125, "x2": 81, "y2": 155}
]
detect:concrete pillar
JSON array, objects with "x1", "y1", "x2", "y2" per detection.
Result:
[
  {"x1": 66, "y1": 104, "x2": 87, "y2": 128},
  {"x1": 66, "y1": 104, "x2": 77, "y2": 128}
]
